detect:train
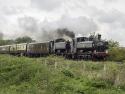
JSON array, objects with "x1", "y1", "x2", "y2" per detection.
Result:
[{"x1": 0, "y1": 34, "x2": 109, "y2": 60}]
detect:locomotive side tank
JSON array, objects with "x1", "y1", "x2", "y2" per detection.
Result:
[
  {"x1": 76, "y1": 37, "x2": 93, "y2": 49},
  {"x1": 71, "y1": 37, "x2": 94, "y2": 59}
]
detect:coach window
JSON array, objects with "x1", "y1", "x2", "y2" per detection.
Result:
[{"x1": 77, "y1": 37, "x2": 89, "y2": 42}]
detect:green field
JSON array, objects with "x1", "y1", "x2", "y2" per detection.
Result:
[{"x1": 0, "y1": 55, "x2": 125, "y2": 94}]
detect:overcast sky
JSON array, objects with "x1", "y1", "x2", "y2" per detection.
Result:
[{"x1": 0, "y1": 0, "x2": 125, "y2": 46}]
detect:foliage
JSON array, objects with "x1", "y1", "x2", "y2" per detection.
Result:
[
  {"x1": 0, "y1": 39, "x2": 14, "y2": 46},
  {"x1": 107, "y1": 40, "x2": 125, "y2": 62},
  {"x1": 108, "y1": 40, "x2": 119, "y2": 48},
  {"x1": 15, "y1": 36, "x2": 35, "y2": 43},
  {"x1": 0, "y1": 36, "x2": 35, "y2": 45},
  {"x1": 108, "y1": 47, "x2": 125, "y2": 62}
]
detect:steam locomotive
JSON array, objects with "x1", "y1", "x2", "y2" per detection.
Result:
[{"x1": 0, "y1": 34, "x2": 108, "y2": 60}]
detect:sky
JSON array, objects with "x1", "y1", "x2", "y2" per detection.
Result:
[{"x1": 0, "y1": 0, "x2": 125, "y2": 46}]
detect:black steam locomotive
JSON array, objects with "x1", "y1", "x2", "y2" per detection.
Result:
[{"x1": 0, "y1": 34, "x2": 108, "y2": 60}]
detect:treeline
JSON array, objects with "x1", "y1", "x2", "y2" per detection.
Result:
[
  {"x1": 0, "y1": 36, "x2": 35, "y2": 46},
  {"x1": 108, "y1": 40, "x2": 125, "y2": 62}
]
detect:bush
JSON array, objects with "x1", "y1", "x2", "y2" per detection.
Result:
[
  {"x1": 61, "y1": 69, "x2": 74, "y2": 78},
  {"x1": 108, "y1": 47, "x2": 125, "y2": 62}
]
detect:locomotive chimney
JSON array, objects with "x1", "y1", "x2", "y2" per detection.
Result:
[{"x1": 98, "y1": 34, "x2": 101, "y2": 40}]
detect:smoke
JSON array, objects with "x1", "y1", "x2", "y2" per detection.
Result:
[
  {"x1": 40, "y1": 29, "x2": 55, "y2": 41},
  {"x1": 56, "y1": 28, "x2": 75, "y2": 38},
  {"x1": 40, "y1": 28, "x2": 74, "y2": 41},
  {"x1": 17, "y1": 16, "x2": 98, "y2": 41},
  {"x1": 38, "y1": 16, "x2": 98, "y2": 41}
]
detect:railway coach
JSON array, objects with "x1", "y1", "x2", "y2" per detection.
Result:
[
  {"x1": 0, "y1": 45, "x2": 10, "y2": 54},
  {"x1": 9, "y1": 43, "x2": 27, "y2": 56},
  {"x1": 26, "y1": 42, "x2": 50, "y2": 57}
]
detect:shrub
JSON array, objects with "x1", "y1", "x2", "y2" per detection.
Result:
[{"x1": 108, "y1": 47, "x2": 125, "y2": 62}]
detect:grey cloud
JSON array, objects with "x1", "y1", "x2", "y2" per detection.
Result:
[
  {"x1": 93, "y1": 9, "x2": 125, "y2": 46},
  {"x1": 2, "y1": 6, "x2": 22, "y2": 15},
  {"x1": 17, "y1": 16, "x2": 40, "y2": 40},
  {"x1": 96, "y1": 9, "x2": 125, "y2": 32},
  {"x1": 104, "y1": 0, "x2": 118, "y2": 3},
  {"x1": 43, "y1": 16, "x2": 98, "y2": 35},
  {"x1": 18, "y1": 16, "x2": 39, "y2": 33},
  {"x1": 98, "y1": 10, "x2": 125, "y2": 24},
  {"x1": 58, "y1": 16, "x2": 98, "y2": 35},
  {"x1": 31, "y1": 0, "x2": 63, "y2": 11}
]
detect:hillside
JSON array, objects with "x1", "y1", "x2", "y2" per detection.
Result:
[{"x1": 0, "y1": 55, "x2": 125, "y2": 94}]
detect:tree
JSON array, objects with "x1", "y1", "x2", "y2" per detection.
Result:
[
  {"x1": 0, "y1": 39, "x2": 14, "y2": 46},
  {"x1": 15, "y1": 36, "x2": 35, "y2": 43},
  {"x1": 107, "y1": 40, "x2": 125, "y2": 62},
  {"x1": 108, "y1": 40, "x2": 119, "y2": 48},
  {"x1": 108, "y1": 47, "x2": 125, "y2": 62}
]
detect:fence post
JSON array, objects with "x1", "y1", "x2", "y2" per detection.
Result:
[{"x1": 55, "y1": 62, "x2": 57, "y2": 69}]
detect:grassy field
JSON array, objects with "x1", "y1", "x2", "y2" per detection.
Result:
[{"x1": 0, "y1": 55, "x2": 125, "y2": 94}]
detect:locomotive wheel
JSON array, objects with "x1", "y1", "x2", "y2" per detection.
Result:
[
  {"x1": 71, "y1": 54, "x2": 75, "y2": 59},
  {"x1": 72, "y1": 54, "x2": 77, "y2": 60}
]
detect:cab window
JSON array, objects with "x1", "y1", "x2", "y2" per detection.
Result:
[{"x1": 77, "y1": 37, "x2": 88, "y2": 42}]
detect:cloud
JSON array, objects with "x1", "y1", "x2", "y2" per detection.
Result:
[
  {"x1": 97, "y1": 10, "x2": 125, "y2": 24},
  {"x1": 0, "y1": 0, "x2": 125, "y2": 46},
  {"x1": 41, "y1": 16, "x2": 98, "y2": 35},
  {"x1": 18, "y1": 16, "x2": 39, "y2": 33},
  {"x1": 31, "y1": 0, "x2": 63, "y2": 11},
  {"x1": 103, "y1": 0, "x2": 118, "y2": 3},
  {"x1": 93, "y1": 9, "x2": 125, "y2": 46},
  {"x1": 54, "y1": 16, "x2": 98, "y2": 35}
]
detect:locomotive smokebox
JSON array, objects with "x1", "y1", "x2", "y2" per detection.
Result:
[{"x1": 98, "y1": 34, "x2": 101, "y2": 40}]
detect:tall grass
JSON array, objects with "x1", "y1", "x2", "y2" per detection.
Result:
[{"x1": 0, "y1": 55, "x2": 125, "y2": 94}]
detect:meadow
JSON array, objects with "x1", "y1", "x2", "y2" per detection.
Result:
[{"x1": 0, "y1": 55, "x2": 125, "y2": 94}]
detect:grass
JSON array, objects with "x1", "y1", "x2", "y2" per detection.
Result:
[{"x1": 0, "y1": 55, "x2": 125, "y2": 94}]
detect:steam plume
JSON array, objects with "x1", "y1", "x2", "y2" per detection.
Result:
[
  {"x1": 17, "y1": 16, "x2": 97, "y2": 41},
  {"x1": 56, "y1": 28, "x2": 75, "y2": 38}
]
